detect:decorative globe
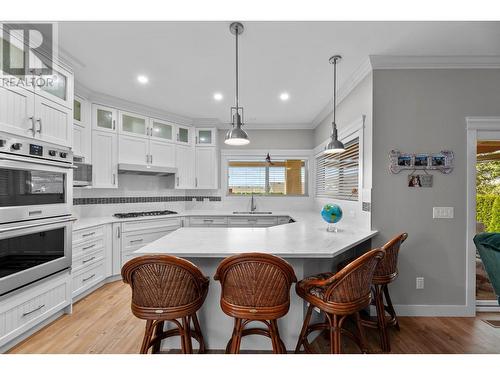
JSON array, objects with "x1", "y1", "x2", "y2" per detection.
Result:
[{"x1": 321, "y1": 204, "x2": 343, "y2": 224}]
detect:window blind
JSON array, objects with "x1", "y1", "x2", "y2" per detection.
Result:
[{"x1": 315, "y1": 138, "x2": 359, "y2": 201}]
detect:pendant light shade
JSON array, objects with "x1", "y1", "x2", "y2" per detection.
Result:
[
  {"x1": 225, "y1": 22, "x2": 250, "y2": 146},
  {"x1": 324, "y1": 55, "x2": 345, "y2": 154}
]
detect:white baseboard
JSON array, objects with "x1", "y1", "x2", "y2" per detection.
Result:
[{"x1": 394, "y1": 304, "x2": 474, "y2": 317}]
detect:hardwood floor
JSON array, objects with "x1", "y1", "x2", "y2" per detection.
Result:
[{"x1": 8, "y1": 281, "x2": 500, "y2": 354}]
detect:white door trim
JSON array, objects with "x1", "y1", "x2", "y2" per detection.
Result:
[{"x1": 466, "y1": 116, "x2": 500, "y2": 316}]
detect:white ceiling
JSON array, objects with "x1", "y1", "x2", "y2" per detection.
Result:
[{"x1": 58, "y1": 21, "x2": 500, "y2": 126}]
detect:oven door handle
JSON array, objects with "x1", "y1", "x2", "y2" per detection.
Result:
[
  {"x1": 0, "y1": 155, "x2": 73, "y2": 169},
  {"x1": 0, "y1": 216, "x2": 77, "y2": 233}
]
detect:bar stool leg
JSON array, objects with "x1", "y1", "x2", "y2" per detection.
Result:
[
  {"x1": 295, "y1": 303, "x2": 314, "y2": 353},
  {"x1": 152, "y1": 321, "x2": 164, "y2": 353},
  {"x1": 383, "y1": 285, "x2": 400, "y2": 331},
  {"x1": 191, "y1": 313, "x2": 206, "y2": 354},
  {"x1": 182, "y1": 316, "x2": 193, "y2": 354},
  {"x1": 328, "y1": 314, "x2": 341, "y2": 354},
  {"x1": 374, "y1": 285, "x2": 390, "y2": 352},
  {"x1": 140, "y1": 320, "x2": 154, "y2": 354},
  {"x1": 229, "y1": 318, "x2": 243, "y2": 354},
  {"x1": 269, "y1": 319, "x2": 285, "y2": 354},
  {"x1": 355, "y1": 312, "x2": 368, "y2": 354}
]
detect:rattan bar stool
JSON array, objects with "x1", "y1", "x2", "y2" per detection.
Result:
[
  {"x1": 214, "y1": 253, "x2": 297, "y2": 354},
  {"x1": 295, "y1": 248, "x2": 385, "y2": 354},
  {"x1": 362, "y1": 233, "x2": 408, "y2": 352},
  {"x1": 122, "y1": 255, "x2": 209, "y2": 354}
]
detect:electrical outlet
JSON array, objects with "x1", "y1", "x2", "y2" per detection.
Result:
[
  {"x1": 433, "y1": 207, "x2": 454, "y2": 219},
  {"x1": 416, "y1": 277, "x2": 424, "y2": 289}
]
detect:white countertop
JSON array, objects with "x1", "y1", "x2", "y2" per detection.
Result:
[{"x1": 133, "y1": 211, "x2": 378, "y2": 258}]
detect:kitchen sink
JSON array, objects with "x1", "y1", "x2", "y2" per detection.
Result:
[{"x1": 232, "y1": 211, "x2": 273, "y2": 215}]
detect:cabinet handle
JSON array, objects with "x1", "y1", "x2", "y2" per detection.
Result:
[
  {"x1": 82, "y1": 256, "x2": 96, "y2": 264},
  {"x1": 83, "y1": 274, "x2": 96, "y2": 282},
  {"x1": 195, "y1": 136, "x2": 198, "y2": 144},
  {"x1": 195, "y1": 178, "x2": 198, "y2": 187},
  {"x1": 28, "y1": 116, "x2": 36, "y2": 136},
  {"x1": 113, "y1": 173, "x2": 116, "y2": 185},
  {"x1": 117, "y1": 226, "x2": 121, "y2": 238},
  {"x1": 22, "y1": 304, "x2": 45, "y2": 317},
  {"x1": 130, "y1": 239, "x2": 143, "y2": 244},
  {"x1": 29, "y1": 210, "x2": 42, "y2": 216},
  {"x1": 176, "y1": 176, "x2": 179, "y2": 186},
  {"x1": 82, "y1": 244, "x2": 96, "y2": 250},
  {"x1": 36, "y1": 118, "x2": 42, "y2": 133},
  {"x1": 112, "y1": 119, "x2": 116, "y2": 130},
  {"x1": 82, "y1": 232, "x2": 95, "y2": 237},
  {"x1": 150, "y1": 155, "x2": 153, "y2": 164},
  {"x1": 203, "y1": 219, "x2": 214, "y2": 223}
]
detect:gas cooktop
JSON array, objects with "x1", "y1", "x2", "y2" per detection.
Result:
[{"x1": 113, "y1": 210, "x2": 178, "y2": 219}]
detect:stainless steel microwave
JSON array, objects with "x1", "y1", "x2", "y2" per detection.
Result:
[{"x1": 73, "y1": 158, "x2": 92, "y2": 187}]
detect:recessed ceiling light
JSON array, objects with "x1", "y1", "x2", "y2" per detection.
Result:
[
  {"x1": 280, "y1": 92, "x2": 290, "y2": 101},
  {"x1": 213, "y1": 92, "x2": 223, "y2": 101},
  {"x1": 137, "y1": 75, "x2": 149, "y2": 84}
]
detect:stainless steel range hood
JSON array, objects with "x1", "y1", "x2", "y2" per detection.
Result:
[{"x1": 118, "y1": 163, "x2": 178, "y2": 176}]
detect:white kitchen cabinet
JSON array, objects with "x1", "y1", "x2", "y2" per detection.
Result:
[
  {"x1": 92, "y1": 130, "x2": 118, "y2": 188},
  {"x1": 175, "y1": 144, "x2": 195, "y2": 189},
  {"x1": 189, "y1": 216, "x2": 228, "y2": 227},
  {"x1": 150, "y1": 139, "x2": 176, "y2": 167},
  {"x1": 228, "y1": 216, "x2": 278, "y2": 227},
  {"x1": 176, "y1": 124, "x2": 192, "y2": 145},
  {"x1": 34, "y1": 95, "x2": 73, "y2": 148},
  {"x1": 72, "y1": 95, "x2": 91, "y2": 162},
  {"x1": 34, "y1": 62, "x2": 74, "y2": 110},
  {"x1": 118, "y1": 133, "x2": 149, "y2": 165},
  {"x1": 195, "y1": 127, "x2": 217, "y2": 146},
  {"x1": 150, "y1": 118, "x2": 175, "y2": 142},
  {"x1": 0, "y1": 85, "x2": 35, "y2": 138},
  {"x1": 0, "y1": 271, "x2": 71, "y2": 350},
  {"x1": 92, "y1": 104, "x2": 117, "y2": 133},
  {"x1": 118, "y1": 111, "x2": 148, "y2": 138},
  {"x1": 195, "y1": 146, "x2": 218, "y2": 189}
]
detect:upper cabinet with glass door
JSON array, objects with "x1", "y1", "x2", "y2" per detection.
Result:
[
  {"x1": 195, "y1": 128, "x2": 217, "y2": 147},
  {"x1": 34, "y1": 61, "x2": 74, "y2": 110},
  {"x1": 176, "y1": 124, "x2": 193, "y2": 145},
  {"x1": 118, "y1": 111, "x2": 148, "y2": 138},
  {"x1": 149, "y1": 118, "x2": 175, "y2": 143},
  {"x1": 92, "y1": 104, "x2": 118, "y2": 133}
]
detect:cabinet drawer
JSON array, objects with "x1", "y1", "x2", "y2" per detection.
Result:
[
  {"x1": 228, "y1": 216, "x2": 278, "y2": 227},
  {"x1": 121, "y1": 229, "x2": 174, "y2": 258},
  {"x1": 72, "y1": 260, "x2": 105, "y2": 298},
  {"x1": 72, "y1": 248, "x2": 105, "y2": 272},
  {"x1": 0, "y1": 273, "x2": 70, "y2": 347},
  {"x1": 72, "y1": 237, "x2": 105, "y2": 258},
  {"x1": 189, "y1": 216, "x2": 228, "y2": 227},
  {"x1": 122, "y1": 218, "x2": 181, "y2": 233},
  {"x1": 73, "y1": 225, "x2": 105, "y2": 244}
]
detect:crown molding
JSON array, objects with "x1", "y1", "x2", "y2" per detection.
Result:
[
  {"x1": 370, "y1": 55, "x2": 500, "y2": 70},
  {"x1": 311, "y1": 58, "x2": 372, "y2": 129}
]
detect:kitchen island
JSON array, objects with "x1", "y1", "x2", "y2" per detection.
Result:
[{"x1": 135, "y1": 212, "x2": 378, "y2": 351}]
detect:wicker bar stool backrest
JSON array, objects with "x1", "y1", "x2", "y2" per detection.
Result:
[
  {"x1": 214, "y1": 253, "x2": 297, "y2": 308},
  {"x1": 324, "y1": 248, "x2": 385, "y2": 303},
  {"x1": 374, "y1": 233, "x2": 408, "y2": 280},
  {"x1": 122, "y1": 255, "x2": 209, "y2": 314}
]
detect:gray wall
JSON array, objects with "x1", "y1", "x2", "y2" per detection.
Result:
[
  {"x1": 218, "y1": 129, "x2": 314, "y2": 150},
  {"x1": 372, "y1": 69, "x2": 500, "y2": 306}
]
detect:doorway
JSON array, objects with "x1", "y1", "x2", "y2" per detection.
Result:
[{"x1": 466, "y1": 117, "x2": 500, "y2": 314}]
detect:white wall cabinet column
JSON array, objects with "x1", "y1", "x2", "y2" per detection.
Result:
[
  {"x1": 195, "y1": 147, "x2": 218, "y2": 189},
  {"x1": 92, "y1": 130, "x2": 118, "y2": 188},
  {"x1": 175, "y1": 144, "x2": 195, "y2": 189}
]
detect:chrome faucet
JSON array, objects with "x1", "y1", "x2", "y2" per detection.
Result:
[{"x1": 250, "y1": 192, "x2": 257, "y2": 212}]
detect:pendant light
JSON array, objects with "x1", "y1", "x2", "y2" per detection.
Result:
[
  {"x1": 324, "y1": 55, "x2": 345, "y2": 154},
  {"x1": 225, "y1": 22, "x2": 250, "y2": 146}
]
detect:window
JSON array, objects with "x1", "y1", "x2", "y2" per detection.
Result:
[
  {"x1": 228, "y1": 159, "x2": 307, "y2": 196},
  {"x1": 316, "y1": 137, "x2": 359, "y2": 201}
]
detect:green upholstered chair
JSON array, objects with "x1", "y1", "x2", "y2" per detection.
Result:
[{"x1": 474, "y1": 233, "x2": 500, "y2": 305}]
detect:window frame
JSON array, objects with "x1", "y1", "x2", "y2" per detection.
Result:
[
  {"x1": 221, "y1": 150, "x2": 311, "y2": 197},
  {"x1": 313, "y1": 117, "x2": 365, "y2": 203}
]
